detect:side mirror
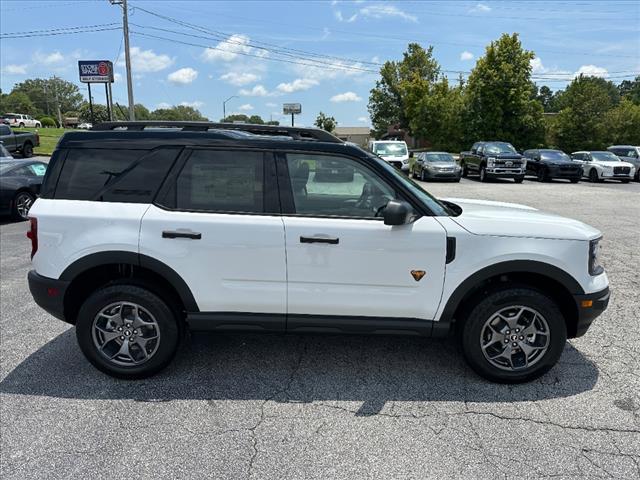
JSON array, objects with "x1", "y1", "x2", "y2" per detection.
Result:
[{"x1": 383, "y1": 199, "x2": 412, "y2": 226}]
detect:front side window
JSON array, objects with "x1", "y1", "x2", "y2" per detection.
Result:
[
  {"x1": 286, "y1": 153, "x2": 396, "y2": 218},
  {"x1": 173, "y1": 149, "x2": 264, "y2": 213}
]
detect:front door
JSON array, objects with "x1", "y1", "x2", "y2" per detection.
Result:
[
  {"x1": 139, "y1": 148, "x2": 286, "y2": 329},
  {"x1": 280, "y1": 153, "x2": 447, "y2": 326}
]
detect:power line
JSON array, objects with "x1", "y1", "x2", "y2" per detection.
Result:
[
  {"x1": 0, "y1": 23, "x2": 120, "y2": 36},
  {"x1": 1, "y1": 26, "x2": 121, "y2": 39}
]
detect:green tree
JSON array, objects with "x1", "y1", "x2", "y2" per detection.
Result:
[
  {"x1": 536, "y1": 85, "x2": 554, "y2": 112},
  {"x1": 605, "y1": 98, "x2": 640, "y2": 145},
  {"x1": 314, "y1": 112, "x2": 337, "y2": 132},
  {"x1": 221, "y1": 114, "x2": 266, "y2": 124},
  {"x1": 0, "y1": 91, "x2": 36, "y2": 115},
  {"x1": 368, "y1": 43, "x2": 440, "y2": 138},
  {"x1": 12, "y1": 77, "x2": 83, "y2": 116},
  {"x1": 79, "y1": 103, "x2": 110, "y2": 123},
  {"x1": 547, "y1": 75, "x2": 619, "y2": 151},
  {"x1": 618, "y1": 76, "x2": 640, "y2": 105},
  {"x1": 114, "y1": 103, "x2": 151, "y2": 121},
  {"x1": 151, "y1": 105, "x2": 207, "y2": 121},
  {"x1": 463, "y1": 33, "x2": 544, "y2": 149}
]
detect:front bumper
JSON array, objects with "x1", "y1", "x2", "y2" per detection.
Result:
[
  {"x1": 547, "y1": 166, "x2": 582, "y2": 179},
  {"x1": 28, "y1": 270, "x2": 70, "y2": 323},
  {"x1": 572, "y1": 286, "x2": 610, "y2": 337},
  {"x1": 386, "y1": 160, "x2": 410, "y2": 171},
  {"x1": 486, "y1": 167, "x2": 525, "y2": 178},
  {"x1": 424, "y1": 169, "x2": 461, "y2": 179}
]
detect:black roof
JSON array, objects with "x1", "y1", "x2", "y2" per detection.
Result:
[{"x1": 57, "y1": 121, "x2": 367, "y2": 156}]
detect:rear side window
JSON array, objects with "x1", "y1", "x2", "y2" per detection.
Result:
[
  {"x1": 162, "y1": 149, "x2": 264, "y2": 213},
  {"x1": 54, "y1": 148, "x2": 180, "y2": 203}
]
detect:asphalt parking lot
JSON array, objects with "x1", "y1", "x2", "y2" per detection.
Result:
[{"x1": 1, "y1": 177, "x2": 639, "y2": 479}]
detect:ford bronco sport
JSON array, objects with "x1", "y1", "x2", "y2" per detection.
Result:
[{"x1": 27, "y1": 122, "x2": 610, "y2": 382}]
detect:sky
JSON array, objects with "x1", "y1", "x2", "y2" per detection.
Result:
[{"x1": 1, "y1": 0, "x2": 639, "y2": 126}]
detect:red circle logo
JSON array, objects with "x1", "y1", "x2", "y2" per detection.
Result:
[{"x1": 98, "y1": 62, "x2": 109, "y2": 76}]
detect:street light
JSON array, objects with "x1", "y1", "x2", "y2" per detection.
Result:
[{"x1": 222, "y1": 95, "x2": 238, "y2": 122}]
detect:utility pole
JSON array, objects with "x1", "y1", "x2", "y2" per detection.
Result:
[
  {"x1": 110, "y1": 0, "x2": 135, "y2": 120},
  {"x1": 222, "y1": 95, "x2": 238, "y2": 122}
]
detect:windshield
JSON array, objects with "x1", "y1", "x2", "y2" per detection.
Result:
[
  {"x1": 373, "y1": 142, "x2": 408, "y2": 156},
  {"x1": 540, "y1": 150, "x2": 570, "y2": 162},
  {"x1": 425, "y1": 153, "x2": 454, "y2": 163},
  {"x1": 484, "y1": 142, "x2": 517, "y2": 154},
  {"x1": 591, "y1": 151, "x2": 620, "y2": 162}
]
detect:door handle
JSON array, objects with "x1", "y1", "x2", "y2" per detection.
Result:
[
  {"x1": 300, "y1": 235, "x2": 339, "y2": 245},
  {"x1": 162, "y1": 230, "x2": 202, "y2": 240}
]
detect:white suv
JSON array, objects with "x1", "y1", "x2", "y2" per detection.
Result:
[
  {"x1": 571, "y1": 150, "x2": 635, "y2": 183},
  {"x1": 27, "y1": 122, "x2": 610, "y2": 382},
  {"x1": 369, "y1": 140, "x2": 410, "y2": 172},
  {"x1": 3, "y1": 113, "x2": 42, "y2": 128}
]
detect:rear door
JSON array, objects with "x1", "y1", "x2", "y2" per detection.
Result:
[
  {"x1": 278, "y1": 152, "x2": 447, "y2": 328},
  {"x1": 140, "y1": 148, "x2": 287, "y2": 329}
]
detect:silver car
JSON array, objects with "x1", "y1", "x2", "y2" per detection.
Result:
[
  {"x1": 607, "y1": 145, "x2": 640, "y2": 181},
  {"x1": 411, "y1": 152, "x2": 462, "y2": 182}
]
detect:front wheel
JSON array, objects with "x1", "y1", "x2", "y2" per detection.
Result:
[
  {"x1": 589, "y1": 168, "x2": 600, "y2": 183},
  {"x1": 479, "y1": 165, "x2": 488, "y2": 182},
  {"x1": 75, "y1": 285, "x2": 181, "y2": 379},
  {"x1": 621, "y1": 179, "x2": 630, "y2": 184},
  {"x1": 460, "y1": 288, "x2": 567, "y2": 383},
  {"x1": 514, "y1": 176, "x2": 524, "y2": 184},
  {"x1": 461, "y1": 163, "x2": 468, "y2": 178},
  {"x1": 570, "y1": 178, "x2": 580, "y2": 183}
]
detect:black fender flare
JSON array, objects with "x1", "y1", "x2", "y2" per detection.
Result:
[
  {"x1": 439, "y1": 260, "x2": 584, "y2": 323},
  {"x1": 59, "y1": 251, "x2": 199, "y2": 312}
]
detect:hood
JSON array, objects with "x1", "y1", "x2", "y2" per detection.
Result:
[
  {"x1": 489, "y1": 152, "x2": 523, "y2": 160},
  {"x1": 443, "y1": 198, "x2": 601, "y2": 241}
]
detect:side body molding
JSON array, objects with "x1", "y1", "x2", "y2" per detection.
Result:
[{"x1": 59, "y1": 251, "x2": 199, "y2": 312}]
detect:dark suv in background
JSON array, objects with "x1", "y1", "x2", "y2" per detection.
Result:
[
  {"x1": 460, "y1": 141, "x2": 526, "y2": 183},
  {"x1": 523, "y1": 149, "x2": 582, "y2": 183}
]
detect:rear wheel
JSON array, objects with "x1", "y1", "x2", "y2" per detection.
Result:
[
  {"x1": 12, "y1": 191, "x2": 35, "y2": 221},
  {"x1": 460, "y1": 287, "x2": 567, "y2": 383},
  {"x1": 21, "y1": 142, "x2": 33, "y2": 158},
  {"x1": 75, "y1": 285, "x2": 181, "y2": 379}
]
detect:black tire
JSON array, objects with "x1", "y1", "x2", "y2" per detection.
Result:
[
  {"x1": 454, "y1": 177, "x2": 461, "y2": 183},
  {"x1": 75, "y1": 285, "x2": 181, "y2": 379},
  {"x1": 621, "y1": 179, "x2": 630, "y2": 184},
  {"x1": 589, "y1": 168, "x2": 600, "y2": 183},
  {"x1": 514, "y1": 176, "x2": 524, "y2": 184},
  {"x1": 21, "y1": 142, "x2": 33, "y2": 158},
  {"x1": 420, "y1": 169, "x2": 426, "y2": 181},
  {"x1": 460, "y1": 287, "x2": 567, "y2": 383},
  {"x1": 570, "y1": 178, "x2": 580, "y2": 183},
  {"x1": 461, "y1": 163, "x2": 468, "y2": 178},
  {"x1": 479, "y1": 165, "x2": 488, "y2": 182},
  {"x1": 18, "y1": 122, "x2": 25, "y2": 128},
  {"x1": 11, "y1": 191, "x2": 35, "y2": 221},
  {"x1": 536, "y1": 168, "x2": 547, "y2": 182}
]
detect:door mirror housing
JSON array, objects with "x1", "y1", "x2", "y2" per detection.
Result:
[{"x1": 383, "y1": 199, "x2": 412, "y2": 226}]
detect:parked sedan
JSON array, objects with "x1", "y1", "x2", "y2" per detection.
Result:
[
  {"x1": 571, "y1": 151, "x2": 635, "y2": 183},
  {"x1": 0, "y1": 160, "x2": 47, "y2": 221},
  {"x1": 607, "y1": 145, "x2": 640, "y2": 181},
  {"x1": 411, "y1": 152, "x2": 462, "y2": 182},
  {"x1": 523, "y1": 149, "x2": 582, "y2": 182}
]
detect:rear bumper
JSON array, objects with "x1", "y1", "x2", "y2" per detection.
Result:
[
  {"x1": 572, "y1": 286, "x2": 610, "y2": 337},
  {"x1": 28, "y1": 270, "x2": 70, "y2": 323}
]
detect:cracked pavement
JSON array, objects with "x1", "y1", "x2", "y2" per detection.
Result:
[{"x1": 1, "y1": 178, "x2": 639, "y2": 479}]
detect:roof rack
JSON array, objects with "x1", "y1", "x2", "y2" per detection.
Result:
[{"x1": 92, "y1": 121, "x2": 343, "y2": 143}]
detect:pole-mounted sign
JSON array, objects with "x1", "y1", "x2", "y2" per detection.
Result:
[
  {"x1": 283, "y1": 103, "x2": 301, "y2": 126},
  {"x1": 78, "y1": 60, "x2": 115, "y2": 124}
]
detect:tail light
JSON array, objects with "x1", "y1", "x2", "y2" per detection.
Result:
[{"x1": 26, "y1": 217, "x2": 38, "y2": 259}]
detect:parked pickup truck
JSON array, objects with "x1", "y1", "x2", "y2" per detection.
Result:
[
  {"x1": 460, "y1": 141, "x2": 526, "y2": 183},
  {"x1": 0, "y1": 124, "x2": 39, "y2": 158}
]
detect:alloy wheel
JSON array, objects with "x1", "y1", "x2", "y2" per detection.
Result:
[
  {"x1": 92, "y1": 301, "x2": 161, "y2": 366},
  {"x1": 480, "y1": 305, "x2": 550, "y2": 371},
  {"x1": 15, "y1": 192, "x2": 34, "y2": 220}
]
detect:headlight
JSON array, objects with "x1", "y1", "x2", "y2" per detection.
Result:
[
  {"x1": 403, "y1": 159, "x2": 409, "y2": 164},
  {"x1": 487, "y1": 157, "x2": 496, "y2": 167},
  {"x1": 589, "y1": 238, "x2": 604, "y2": 276}
]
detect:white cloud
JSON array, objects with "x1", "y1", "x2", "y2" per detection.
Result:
[
  {"x1": 156, "y1": 102, "x2": 172, "y2": 109},
  {"x1": 32, "y1": 50, "x2": 65, "y2": 65},
  {"x1": 292, "y1": 59, "x2": 366, "y2": 81},
  {"x1": 167, "y1": 67, "x2": 198, "y2": 85},
  {"x1": 335, "y1": 10, "x2": 358, "y2": 22},
  {"x1": 360, "y1": 4, "x2": 417, "y2": 22},
  {"x1": 470, "y1": 3, "x2": 491, "y2": 13},
  {"x1": 179, "y1": 101, "x2": 204, "y2": 108},
  {"x1": 575, "y1": 65, "x2": 609, "y2": 78},
  {"x1": 220, "y1": 71, "x2": 260, "y2": 86},
  {"x1": 123, "y1": 46, "x2": 174, "y2": 73},
  {"x1": 357, "y1": 116, "x2": 370, "y2": 123},
  {"x1": 276, "y1": 78, "x2": 319, "y2": 93},
  {"x1": 239, "y1": 84, "x2": 270, "y2": 96},
  {"x1": 265, "y1": 102, "x2": 278, "y2": 108},
  {"x1": 330, "y1": 91, "x2": 362, "y2": 103},
  {"x1": 238, "y1": 103, "x2": 254, "y2": 111},
  {"x1": 2, "y1": 64, "x2": 27, "y2": 74},
  {"x1": 530, "y1": 57, "x2": 547, "y2": 74},
  {"x1": 201, "y1": 34, "x2": 267, "y2": 63},
  {"x1": 460, "y1": 51, "x2": 474, "y2": 61}
]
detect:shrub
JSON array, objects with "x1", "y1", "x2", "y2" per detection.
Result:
[{"x1": 39, "y1": 116, "x2": 57, "y2": 128}]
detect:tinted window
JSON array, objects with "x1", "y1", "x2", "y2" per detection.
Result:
[
  {"x1": 55, "y1": 148, "x2": 179, "y2": 202},
  {"x1": 0, "y1": 125, "x2": 11, "y2": 135},
  {"x1": 171, "y1": 149, "x2": 264, "y2": 213},
  {"x1": 540, "y1": 150, "x2": 570, "y2": 162},
  {"x1": 286, "y1": 153, "x2": 397, "y2": 218}
]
